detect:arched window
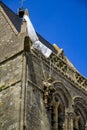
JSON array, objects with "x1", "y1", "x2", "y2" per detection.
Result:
[
  {"x1": 48, "y1": 81, "x2": 72, "y2": 130},
  {"x1": 73, "y1": 97, "x2": 87, "y2": 130},
  {"x1": 58, "y1": 104, "x2": 64, "y2": 130}
]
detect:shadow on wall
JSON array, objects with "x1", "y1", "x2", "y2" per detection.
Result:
[{"x1": 24, "y1": 36, "x2": 37, "y2": 84}]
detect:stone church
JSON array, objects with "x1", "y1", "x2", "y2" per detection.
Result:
[{"x1": 0, "y1": 1, "x2": 87, "y2": 130}]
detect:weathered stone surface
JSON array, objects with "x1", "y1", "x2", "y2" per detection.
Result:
[
  {"x1": 26, "y1": 83, "x2": 50, "y2": 130},
  {"x1": 0, "y1": 55, "x2": 22, "y2": 85},
  {"x1": 0, "y1": 83, "x2": 21, "y2": 130},
  {"x1": 27, "y1": 50, "x2": 87, "y2": 130},
  {"x1": 0, "y1": 2, "x2": 87, "y2": 130},
  {"x1": 0, "y1": 12, "x2": 24, "y2": 63}
]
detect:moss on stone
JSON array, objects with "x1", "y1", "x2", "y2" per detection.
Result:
[{"x1": 0, "y1": 84, "x2": 5, "y2": 91}]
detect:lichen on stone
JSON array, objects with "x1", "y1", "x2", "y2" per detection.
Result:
[{"x1": 0, "y1": 83, "x2": 5, "y2": 91}]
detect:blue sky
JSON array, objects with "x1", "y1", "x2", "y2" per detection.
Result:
[{"x1": 2, "y1": 0, "x2": 87, "y2": 77}]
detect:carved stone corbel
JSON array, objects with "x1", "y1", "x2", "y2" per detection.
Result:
[{"x1": 43, "y1": 79, "x2": 55, "y2": 109}]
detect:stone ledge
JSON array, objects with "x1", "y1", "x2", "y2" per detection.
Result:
[
  {"x1": 0, "y1": 50, "x2": 23, "y2": 65},
  {"x1": 0, "y1": 80, "x2": 21, "y2": 92}
]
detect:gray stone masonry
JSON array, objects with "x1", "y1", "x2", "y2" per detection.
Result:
[{"x1": 0, "y1": 3, "x2": 87, "y2": 130}]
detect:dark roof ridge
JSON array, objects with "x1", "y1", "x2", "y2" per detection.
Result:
[
  {"x1": 0, "y1": 1, "x2": 22, "y2": 32},
  {"x1": 36, "y1": 32, "x2": 57, "y2": 53}
]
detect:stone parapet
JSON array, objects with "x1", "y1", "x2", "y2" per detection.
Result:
[{"x1": 31, "y1": 49, "x2": 87, "y2": 92}]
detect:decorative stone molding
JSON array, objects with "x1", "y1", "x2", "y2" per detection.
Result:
[
  {"x1": 43, "y1": 79, "x2": 55, "y2": 109},
  {"x1": 69, "y1": 112, "x2": 75, "y2": 119},
  {"x1": 85, "y1": 121, "x2": 87, "y2": 130},
  {"x1": 31, "y1": 49, "x2": 87, "y2": 92}
]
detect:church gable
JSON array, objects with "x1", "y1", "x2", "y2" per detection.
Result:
[
  {"x1": 0, "y1": 5, "x2": 24, "y2": 63},
  {"x1": 0, "y1": 2, "x2": 87, "y2": 130},
  {"x1": 0, "y1": 6, "x2": 18, "y2": 35},
  {"x1": 0, "y1": 1, "x2": 22, "y2": 32}
]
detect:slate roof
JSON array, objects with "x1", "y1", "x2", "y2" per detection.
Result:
[
  {"x1": 0, "y1": 1, "x2": 22, "y2": 32},
  {"x1": 37, "y1": 33, "x2": 57, "y2": 53},
  {"x1": 0, "y1": 1, "x2": 56, "y2": 53}
]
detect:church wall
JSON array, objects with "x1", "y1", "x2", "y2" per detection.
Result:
[
  {"x1": 0, "y1": 12, "x2": 24, "y2": 63},
  {"x1": 25, "y1": 52, "x2": 51, "y2": 130},
  {"x1": 27, "y1": 52, "x2": 86, "y2": 99},
  {"x1": 0, "y1": 55, "x2": 22, "y2": 85},
  {"x1": 0, "y1": 54, "x2": 23, "y2": 130},
  {"x1": 0, "y1": 82, "x2": 21, "y2": 130},
  {"x1": 25, "y1": 51, "x2": 87, "y2": 130},
  {"x1": 0, "y1": 10, "x2": 26, "y2": 130},
  {"x1": 26, "y1": 82, "x2": 50, "y2": 130},
  {"x1": 0, "y1": 4, "x2": 87, "y2": 129}
]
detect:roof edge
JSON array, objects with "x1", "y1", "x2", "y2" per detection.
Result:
[{"x1": 0, "y1": 5, "x2": 19, "y2": 35}]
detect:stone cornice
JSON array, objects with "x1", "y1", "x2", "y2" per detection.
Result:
[{"x1": 31, "y1": 49, "x2": 87, "y2": 92}]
